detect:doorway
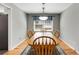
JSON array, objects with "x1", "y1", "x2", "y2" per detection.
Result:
[{"x1": 0, "y1": 14, "x2": 8, "y2": 53}]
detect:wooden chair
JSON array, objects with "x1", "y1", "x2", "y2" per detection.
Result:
[
  {"x1": 54, "y1": 31, "x2": 60, "y2": 38},
  {"x1": 27, "y1": 31, "x2": 34, "y2": 38},
  {"x1": 31, "y1": 36, "x2": 56, "y2": 55}
]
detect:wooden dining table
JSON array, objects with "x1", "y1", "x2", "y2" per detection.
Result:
[
  {"x1": 26, "y1": 32, "x2": 59, "y2": 55},
  {"x1": 27, "y1": 32, "x2": 60, "y2": 45}
]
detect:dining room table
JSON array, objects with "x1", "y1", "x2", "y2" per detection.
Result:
[
  {"x1": 27, "y1": 31, "x2": 61, "y2": 45},
  {"x1": 22, "y1": 31, "x2": 64, "y2": 55}
]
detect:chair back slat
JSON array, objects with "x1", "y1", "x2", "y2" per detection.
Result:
[
  {"x1": 27, "y1": 31, "x2": 34, "y2": 38},
  {"x1": 31, "y1": 36, "x2": 56, "y2": 55}
]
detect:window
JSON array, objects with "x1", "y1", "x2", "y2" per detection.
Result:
[{"x1": 33, "y1": 16, "x2": 54, "y2": 32}]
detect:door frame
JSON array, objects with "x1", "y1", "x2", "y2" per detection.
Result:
[{"x1": 0, "y1": 3, "x2": 12, "y2": 51}]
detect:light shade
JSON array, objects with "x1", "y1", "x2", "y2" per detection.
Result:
[{"x1": 39, "y1": 16, "x2": 48, "y2": 20}]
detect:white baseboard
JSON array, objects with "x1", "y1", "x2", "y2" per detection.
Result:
[
  {"x1": 61, "y1": 39, "x2": 79, "y2": 54},
  {"x1": 75, "y1": 50, "x2": 79, "y2": 54},
  {"x1": 61, "y1": 39, "x2": 75, "y2": 50},
  {"x1": 9, "y1": 38, "x2": 26, "y2": 51}
]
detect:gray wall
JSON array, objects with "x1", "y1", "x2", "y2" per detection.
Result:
[
  {"x1": 4, "y1": 3, "x2": 27, "y2": 50},
  {"x1": 60, "y1": 3, "x2": 79, "y2": 52},
  {"x1": 27, "y1": 14, "x2": 60, "y2": 32},
  {"x1": 53, "y1": 14, "x2": 60, "y2": 32}
]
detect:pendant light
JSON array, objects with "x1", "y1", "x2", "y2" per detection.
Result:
[{"x1": 39, "y1": 3, "x2": 48, "y2": 20}]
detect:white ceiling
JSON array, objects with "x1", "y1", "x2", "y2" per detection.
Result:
[{"x1": 14, "y1": 3, "x2": 72, "y2": 14}]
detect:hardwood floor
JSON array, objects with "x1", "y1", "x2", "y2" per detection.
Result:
[
  {"x1": 53, "y1": 36, "x2": 78, "y2": 55},
  {"x1": 0, "y1": 50, "x2": 7, "y2": 55},
  {"x1": 4, "y1": 39, "x2": 28, "y2": 55},
  {"x1": 3, "y1": 36, "x2": 78, "y2": 55}
]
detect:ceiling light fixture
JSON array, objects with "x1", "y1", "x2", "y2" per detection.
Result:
[{"x1": 39, "y1": 3, "x2": 48, "y2": 20}]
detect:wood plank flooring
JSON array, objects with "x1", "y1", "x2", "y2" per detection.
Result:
[
  {"x1": 3, "y1": 39, "x2": 28, "y2": 55},
  {"x1": 53, "y1": 36, "x2": 78, "y2": 55},
  {"x1": 3, "y1": 36, "x2": 78, "y2": 55}
]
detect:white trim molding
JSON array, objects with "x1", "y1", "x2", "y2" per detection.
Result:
[{"x1": 61, "y1": 39, "x2": 79, "y2": 54}]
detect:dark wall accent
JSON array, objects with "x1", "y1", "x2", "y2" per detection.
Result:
[{"x1": 0, "y1": 15, "x2": 8, "y2": 50}]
